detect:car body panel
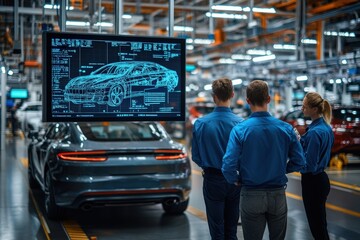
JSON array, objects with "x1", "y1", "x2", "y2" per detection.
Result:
[{"x1": 15, "y1": 101, "x2": 42, "y2": 131}]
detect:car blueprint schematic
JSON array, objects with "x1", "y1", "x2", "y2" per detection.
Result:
[
  {"x1": 42, "y1": 32, "x2": 186, "y2": 122},
  {"x1": 64, "y1": 61, "x2": 179, "y2": 107}
]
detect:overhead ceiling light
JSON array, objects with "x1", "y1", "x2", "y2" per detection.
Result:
[
  {"x1": 44, "y1": 4, "x2": 74, "y2": 10},
  {"x1": 273, "y1": 44, "x2": 296, "y2": 50},
  {"x1": 186, "y1": 39, "x2": 214, "y2": 45},
  {"x1": 94, "y1": 22, "x2": 113, "y2": 27},
  {"x1": 122, "y1": 14, "x2": 132, "y2": 19},
  {"x1": 251, "y1": 7, "x2": 276, "y2": 13},
  {"x1": 198, "y1": 60, "x2": 213, "y2": 68},
  {"x1": 66, "y1": 21, "x2": 113, "y2": 27},
  {"x1": 246, "y1": 49, "x2": 272, "y2": 55},
  {"x1": 219, "y1": 58, "x2": 236, "y2": 64},
  {"x1": 232, "y1": 79, "x2": 243, "y2": 85},
  {"x1": 252, "y1": 54, "x2": 276, "y2": 62},
  {"x1": 301, "y1": 39, "x2": 317, "y2": 44},
  {"x1": 204, "y1": 84, "x2": 212, "y2": 91},
  {"x1": 324, "y1": 31, "x2": 356, "y2": 37},
  {"x1": 231, "y1": 54, "x2": 252, "y2": 60},
  {"x1": 206, "y1": 12, "x2": 247, "y2": 20},
  {"x1": 172, "y1": 26, "x2": 194, "y2": 32},
  {"x1": 211, "y1": 5, "x2": 243, "y2": 11},
  {"x1": 66, "y1": 21, "x2": 87, "y2": 27},
  {"x1": 211, "y1": 5, "x2": 276, "y2": 13},
  {"x1": 186, "y1": 45, "x2": 194, "y2": 50},
  {"x1": 296, "y1": 75, "x2": 308, "y2": 81}
]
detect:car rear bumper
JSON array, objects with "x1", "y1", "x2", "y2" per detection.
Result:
[{"x1": 51, "y1": 174, "x2": 191, "y2": 209}]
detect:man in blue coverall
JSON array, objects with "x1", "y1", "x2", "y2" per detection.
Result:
[
  {"x1": 192, "y1": 77, "x2": 243, "y2": 240},
  {"x1": 222, "y1": 80, "x2": 306, "y2": 240}
]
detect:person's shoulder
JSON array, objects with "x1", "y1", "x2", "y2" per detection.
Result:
[
  {"x1": 194, "y1": 112, "x2": 213, "y2": 125},
  {"x1": 229, "y1": 113, "x2": 243, "y2": 121},
  {"x1": 311, "y1": 123, "x2": 332, "y2": 135}
]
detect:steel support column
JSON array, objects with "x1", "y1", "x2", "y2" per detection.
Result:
[
  {"x1": 115, "y1": 0, "x2": 124, "y2": 34},
  {"x1": 168, "y1": 0, "x2": 174, "y2": 37}
]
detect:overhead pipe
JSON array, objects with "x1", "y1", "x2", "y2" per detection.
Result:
[
  {"x1": 316, "y1": 21, "x2": 324, "y2": 61},
  {"x1": 310, "y1": 0, "x2": 358, "y2": 14}
]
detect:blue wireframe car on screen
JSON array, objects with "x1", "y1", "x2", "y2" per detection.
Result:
[{"x1": 64, "y1": 61, "x2": 179, "y2": 107}]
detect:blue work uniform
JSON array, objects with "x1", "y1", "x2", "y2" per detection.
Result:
[
  {"x1": 300, "y1": 117, "x2": 334, "y2": 240},
  {"x1": 222, "y1": 111, "x2": 305, "y2": 240},
  {"x1": 192, "y1": 106, "x2": 243, "y2": 240}
]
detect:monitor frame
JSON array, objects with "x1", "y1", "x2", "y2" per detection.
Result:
[{"x1": 42, "y1": 31, "x2": 186, "y2": 122}]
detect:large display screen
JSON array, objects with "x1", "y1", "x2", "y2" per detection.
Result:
[{"x1": 42, "y1": 31, "x2": 186, "y2": 122}]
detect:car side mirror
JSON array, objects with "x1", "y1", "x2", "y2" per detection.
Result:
[{"x1": 27, "y1": 130, "x2": 39, "y2": 140}]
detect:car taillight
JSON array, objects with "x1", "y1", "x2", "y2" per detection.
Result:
[
  {"x1": 155, "y1": 149, "x2": 187, "y2": 160},
  {"x1": 57, "y1": 151, "x2": 107, "y2": 162}
]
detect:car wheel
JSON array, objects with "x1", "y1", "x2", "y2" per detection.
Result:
[
  {"x1": 44, "y1": 170, "x2": 62, "y2": 220},
  {"x1": 162, "y1": 198, "x2": 189, "y2": 215},
  {"x1": 28, "y1": 156, "x2": 38, "y2": 189},
  {"x1": 108, "y1": 85, "x2": 124, "y2": 107}
]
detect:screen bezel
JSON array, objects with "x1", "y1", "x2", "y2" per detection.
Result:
[{"x1": 42, "y1": 31, "x2": 186, "y2": 122}]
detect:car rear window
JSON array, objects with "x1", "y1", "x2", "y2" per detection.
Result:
[
  {"x1": 78, "y1": 122, "x2": 164, "y2": 141},
  {"x1": 24, "y1": 105, "x2": 42, "y2": 111},
  {"x1": 333, "y1": 108, "x2": 360, "y2": 122}
]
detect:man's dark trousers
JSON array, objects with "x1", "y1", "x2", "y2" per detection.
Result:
[{"x1": 203, "y1": 168, "x2": 240, "y2": 240}]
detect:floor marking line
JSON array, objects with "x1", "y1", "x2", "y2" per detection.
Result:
[
  {"x1": 286, "y1": 192, "x2": 360, "y2": 218},
  {"x1": 196, "y1": 170, "x2": 360, "y2": 192},
  {"x1": 325, "y1": 202, "x2": 360, "y2": 218},
  {"x1": 192, "y1": 169, "x2": 202, "y2": 176},
  {"x1": 187, "y1": 205, "x2": 207, "y2": 221},
  {"x1": 291, "y1": 172, "x2": 360, "y2": 192},
  {"x1": 62, "y1": 220, "x2": 89, "y2": 240},
  {"x1": 29, "y1": 189, "x2": 52, "y2": 240},
  {"x1": 192, "y1": 170, "x2": 360, "y2": 218},
  {"x1": 20, "y1": 157, "x2": 28, "y2": 168},
  {"x1": 23, "y1": 155, "x2": 51, "y2": 240}
]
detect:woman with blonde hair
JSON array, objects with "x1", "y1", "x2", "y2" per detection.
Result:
[{"x1": 300, "y1": 92, "x2": 334, "y2": 239}]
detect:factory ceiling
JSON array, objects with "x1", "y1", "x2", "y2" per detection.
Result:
[{"x1": 0, "y1": 0, "x2": 360, "y2": 87}]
